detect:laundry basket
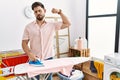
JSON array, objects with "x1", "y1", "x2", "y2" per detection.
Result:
[{"x1": 57, "y1": 69, "x2": 84, "y2": 80}]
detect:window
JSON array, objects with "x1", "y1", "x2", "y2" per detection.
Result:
[
  {"x1": 89, "y1": 0, "x2": 117, "y2": 15},
  {"x1": 86, "y1": 0, "x2": 119, "y2": 58}
]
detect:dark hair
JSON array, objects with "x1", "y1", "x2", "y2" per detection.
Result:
[{"x1": 31, "y1": 2, "x2": 45, "y2": 10}]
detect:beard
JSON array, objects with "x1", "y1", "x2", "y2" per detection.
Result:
[{"x1": 36, "y1": 14, "x2": 45, "y2": 21}]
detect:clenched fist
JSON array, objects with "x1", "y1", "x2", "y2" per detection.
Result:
[{"x1": 51, "y1": 8, "x2": 61, "y2": 14}]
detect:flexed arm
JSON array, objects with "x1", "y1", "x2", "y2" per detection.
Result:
[{"x1": 51, "y1": 8, "x2": 71, "y2": 29}]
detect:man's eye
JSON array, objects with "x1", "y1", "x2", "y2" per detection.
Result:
[
  {"x1": 38, "y1": 10, "x2": 41, "y2": 12},
  {"x1": 34, "y1": 10, "x2": 41, "y2": 13},
  {"x1": 35, "y1": 11, "x2": 37, "y2": 13}
]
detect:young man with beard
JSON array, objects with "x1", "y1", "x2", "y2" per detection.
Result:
[{"x1": 22, "y1": 1, "x2": 71, "y2": 80}]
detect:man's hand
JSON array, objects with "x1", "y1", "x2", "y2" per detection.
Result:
[
  {"x1": 28, "y1": 52, "x2": 37, "y2": 61},
  {"x1": 51, "y1": 8, "x2": 61, "y2": 14}
]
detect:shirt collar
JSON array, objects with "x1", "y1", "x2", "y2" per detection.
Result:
[{"x1": 34, "y1": 20, "x2": 47, "y2": 25}]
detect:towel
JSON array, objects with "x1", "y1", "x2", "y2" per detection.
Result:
[
  {"x1": 110, "y1": 74, "x2": 116, "y2": 80},
  {"x1": 0, "y1": 76, "x2": 7, "y2": 80},
  {"x1": 114, "y1": 78, "x2": 120, "y2": 80},
  {"x1": 94, "y1": 60, "x2": 104, "y2": 80}
]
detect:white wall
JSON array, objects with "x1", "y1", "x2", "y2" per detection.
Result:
[
  {"x1": 0, "y1": 0, "x2": 86, "y2": 51},
  {"x1": 69, "y1": 0, "x2": 86, "y2": 46}
]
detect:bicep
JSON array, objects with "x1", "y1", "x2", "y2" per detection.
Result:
[
  {"x1": 61, "y1": 23, "x2": 68, "y2": 29},
  {"x1": 54, "y1": 22, "x2": 62, "y2": 30}
]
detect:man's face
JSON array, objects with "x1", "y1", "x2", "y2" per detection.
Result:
[{"x1": 33, "y1": 6, "x2": 46, "y2": 21}]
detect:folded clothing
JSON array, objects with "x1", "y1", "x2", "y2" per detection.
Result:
[{"x1": 29, "y1": 59, "x2": 44, "y2": 67}]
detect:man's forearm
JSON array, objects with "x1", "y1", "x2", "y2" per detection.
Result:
[
  {"x1": 22, "y1": 40, "x2": 31, "y2": 55},
  {"x1": 22, "y1": 40, "x2": 36, "y2": 61}
]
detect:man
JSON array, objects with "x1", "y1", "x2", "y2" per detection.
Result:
[{"x1": 22, "y1": 1, "x2": 71, "y2": 80}]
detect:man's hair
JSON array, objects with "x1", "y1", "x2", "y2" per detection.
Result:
[{"x1": 31, "y1": 2, "x2": 45, "y2": 10}]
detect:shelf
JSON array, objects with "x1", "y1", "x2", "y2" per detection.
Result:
[{"x1": 68, "y1": 47, "x2": 90, "y2": 57}]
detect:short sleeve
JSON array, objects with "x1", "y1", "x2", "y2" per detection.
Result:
[
  {"x1": 22, "y1": 26, "x2": 29, "y2": 40},
  {"x1": 54, "y1": 22, "x2": 62, "y2": 31}
]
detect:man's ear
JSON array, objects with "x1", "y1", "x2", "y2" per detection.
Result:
[{"x1": 44, "y1": 9, "x2": 46, "y2": 13}]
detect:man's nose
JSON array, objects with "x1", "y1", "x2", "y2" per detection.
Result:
[{"x1": 37, "y1": 11, "x2": 41, "y2": 14}]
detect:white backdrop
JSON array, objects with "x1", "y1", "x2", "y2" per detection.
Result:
[{"x1": 0, "y1": 0, "x2": 86, "y2": 51}]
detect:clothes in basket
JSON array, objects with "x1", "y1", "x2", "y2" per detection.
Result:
[{"x1": 57, "y1": 69, "x2": 84, "y2": 80}]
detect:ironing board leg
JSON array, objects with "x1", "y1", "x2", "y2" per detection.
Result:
[
  {"x1": 40, "y1": 73, "x2": 50, "y2": 80},
  {"x1": 44, "y1": 73, "x2": 50, "y2": 80},
  {"x1": 14, "y1": 73, "x2": 50, "y2": 80},
  {"x1": 15, "y1": 73, "x2": 30, "y2": 80},
  {"x1": 26, "y1": 74, "x2": 31, "y2": 80}
]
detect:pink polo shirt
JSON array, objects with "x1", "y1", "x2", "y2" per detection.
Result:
[{"x1": 22, "y1": 21, "x2": 62, "y2": 60}]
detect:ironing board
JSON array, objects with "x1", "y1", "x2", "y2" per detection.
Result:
[{"x1": 14, "y1": 57, "x2": 90, "y2": 79}]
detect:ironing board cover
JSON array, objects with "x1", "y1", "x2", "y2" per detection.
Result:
[{"x1": 14, "y1": 57, "x2": 90, "y2": 78}]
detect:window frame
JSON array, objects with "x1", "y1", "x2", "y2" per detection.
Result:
[{"x1": 86, "y1": 0, "x2": 120, "y2": 53}]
